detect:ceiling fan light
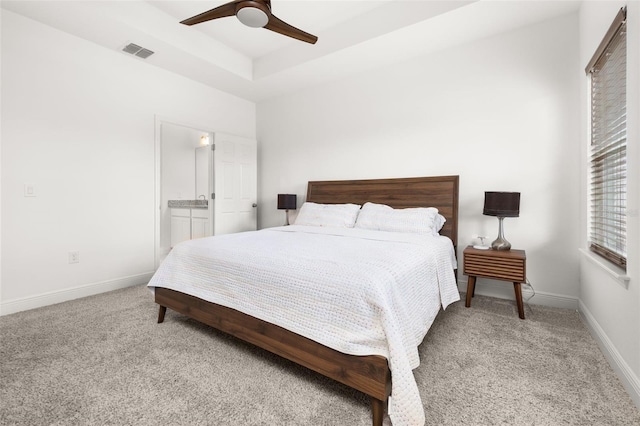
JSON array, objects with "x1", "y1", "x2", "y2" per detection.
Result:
[{"x1": 236, "y1": 7, "x2": 268, "y2": 28}]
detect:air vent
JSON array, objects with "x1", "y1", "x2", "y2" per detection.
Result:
[{"x1": 122, "y1": 43, "x2": 154, "y2": 59}]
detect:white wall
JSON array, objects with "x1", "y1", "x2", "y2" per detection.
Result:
[
  {"x1": 0, "y1": 10, "x2": 255, "y2": 313},
  {"x1": 578, "y1": 1, "x2": 640, "y2": 408},
  {"x1": 258, "y1": 13, "x2": 581, "y2": 308}
]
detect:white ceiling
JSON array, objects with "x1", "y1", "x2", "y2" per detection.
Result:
[{"x1": 1, "y1": 0, "x2": 581, "y2": 102}]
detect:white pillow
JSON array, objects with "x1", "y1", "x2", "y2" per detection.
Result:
[
  {"x1": 294, "y1": 202, "x2": 361, "y2": 228},
  {"x1": 354, "y1": 202, "x2": 440, "y2": 234}
]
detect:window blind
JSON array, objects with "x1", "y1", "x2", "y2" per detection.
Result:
[{"x1": 586, "y1": 8, "x2": 627, "y2": 268}]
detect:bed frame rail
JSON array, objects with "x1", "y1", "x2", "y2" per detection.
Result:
[{"x1": 156, "y1": 288, "x2": 391, "y2": 425}]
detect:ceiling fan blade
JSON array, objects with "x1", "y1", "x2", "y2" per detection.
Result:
[
  {"x1": 180, "y1": 1, "x2": 239, "y2": 26},
  {"x1": 265, "y1": 14, "x2": 318, "y2": 44}
]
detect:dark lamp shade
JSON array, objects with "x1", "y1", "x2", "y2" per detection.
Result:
[
  {"x1": 483, "y1": 192, "x2": 520, "y2": 217},
  {"x1": 277, "y1": 194, "x2": 297, "y2": 210}
]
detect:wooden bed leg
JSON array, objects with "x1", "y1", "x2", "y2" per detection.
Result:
[
  {"x1": 371, "y1": 397, "x2": 385, "y2": 426},
  {"x1": 157, "y1": 305, "x2": 167, "y2": 323}
]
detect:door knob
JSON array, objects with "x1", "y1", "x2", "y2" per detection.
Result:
[{"x1": 252, "y1": 203, "x2": 257, "y2": 208}]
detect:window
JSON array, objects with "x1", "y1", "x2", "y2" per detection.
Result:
[{"x1": 585, "y1": 7, "x2": 627, "y2": 268}]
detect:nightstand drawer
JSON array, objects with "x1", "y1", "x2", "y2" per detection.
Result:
[{"x1": 463, "y1": 248, "x2": 526, "y2": 283}]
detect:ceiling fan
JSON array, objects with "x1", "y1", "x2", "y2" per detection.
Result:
[{"x1": 180, "y1": 0, "x2": 318, "y2": 44}]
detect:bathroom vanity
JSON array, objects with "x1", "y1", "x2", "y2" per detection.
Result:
[{"x1": 168, "y1": 200, "x2": 209, "y2": 247}]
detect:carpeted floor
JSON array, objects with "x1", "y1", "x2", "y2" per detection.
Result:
[{"x1": 1, "y1": 285, "x2": 639, "y2": 425}]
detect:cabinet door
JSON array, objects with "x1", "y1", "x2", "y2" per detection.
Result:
[
  {"x1": 191, "y1": 216, "x2": 209, "y2": 240},
  {"x1": 170, "y1": 209, "x2": 191, "y2": 247},
  {"x1": 190, "y1": 209, "x2": 209, "y2": 240}
]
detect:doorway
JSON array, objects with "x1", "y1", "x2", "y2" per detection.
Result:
[
  {"x1": 156, "y1": 120, "x2": 213, "y2": 266},
  {"x1": 154, "y1": 118, "x2": 258, "y2": 269}
]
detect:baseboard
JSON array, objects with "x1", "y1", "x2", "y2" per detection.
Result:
[
  {"x1": 0, "y1": 272, "x2": 155, "y2": 316},
  {"x1": 579, "y1": 300, "x2": 640, "y2": 410},
  {"x1": 457, "y1": 279, "x2": 578, "y2": 310}
]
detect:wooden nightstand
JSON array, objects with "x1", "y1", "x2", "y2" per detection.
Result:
[{"x1": 463, "y1": 246, "x2": 527, "y2": 319}]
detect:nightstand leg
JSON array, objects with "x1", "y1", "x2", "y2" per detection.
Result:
[
  {"x1": 513, "y1": 282, "x2": 525, "y2": 320},
  {"x1": 465, "y1": 276, "x2": 476, "y2": 308}
]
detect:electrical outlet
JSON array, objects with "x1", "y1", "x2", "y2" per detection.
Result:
[{"x1": 68, "y1": 251, "x2": 79, "y2": 264}]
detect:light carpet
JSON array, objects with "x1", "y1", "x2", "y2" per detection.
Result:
[{"x1": 1, "y1": 285, "x2": 638, "y2": 425}]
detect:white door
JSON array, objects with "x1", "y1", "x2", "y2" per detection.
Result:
[{"x1": 213, "y1": 133, "x2": 257, "y2": 235}]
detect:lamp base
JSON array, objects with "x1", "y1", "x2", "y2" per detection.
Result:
[
  {"x1": 491, "y1": 216, "x2": 511, "y2": 250},
  {"x1": 491, "y1": 237, "x2": 511, "y2": 250}
]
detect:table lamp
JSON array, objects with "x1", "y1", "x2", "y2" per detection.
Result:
[
  {"x1": 483, "y1": 191, "x2": 520, "y2": 250},
  {"x1": 277, "y1": 194, "x2": 297, "y2": 225}
]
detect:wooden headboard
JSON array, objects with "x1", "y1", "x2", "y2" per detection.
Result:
[{"x1": 306, "y1": 175, "x2": 459, "y2": 249}]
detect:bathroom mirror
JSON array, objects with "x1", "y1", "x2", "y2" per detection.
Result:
[{"x1": 195, "y1": 145, "x2": 209, "y2": 200}]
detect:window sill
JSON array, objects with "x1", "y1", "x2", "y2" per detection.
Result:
[{"x1": 579, "y1": 248, "x2": 630, "y2": 289}]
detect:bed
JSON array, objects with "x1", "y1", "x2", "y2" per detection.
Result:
[{"x1": 149, "y1": 175, "x2": 459, "y2": 426}]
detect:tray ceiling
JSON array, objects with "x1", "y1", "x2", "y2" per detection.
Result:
[{"x1": 1, "y1": 1, "x2": 580, "y2": 102}]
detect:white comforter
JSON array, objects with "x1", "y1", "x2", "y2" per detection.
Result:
[{"x1": 148, "y1": 225, "x2": 460, "y2": 425}]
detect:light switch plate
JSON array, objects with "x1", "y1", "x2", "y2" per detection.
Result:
[{"x1": 24, "y1": 183, "x2": 36, "y2": 197}]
